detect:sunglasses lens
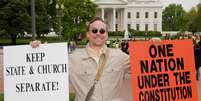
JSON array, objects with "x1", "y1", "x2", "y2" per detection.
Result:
[
  {"x1": 100, "y1": 29, "x2": 105, "y2": 34},
  {"x1": 91, "y1": 28, "x2": 106, "y2": 34},
  {"x1": 92, "y1": 29, "x2": 98, "y2": 34}
]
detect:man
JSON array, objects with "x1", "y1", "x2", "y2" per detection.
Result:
[
  {"x1": 69, "y1": 17, "x2": 130, "y2": 101},
  {"x1": 31, "y1": 17, "x2": 159, "y2": 101}
]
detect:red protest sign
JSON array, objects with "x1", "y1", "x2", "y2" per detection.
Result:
[{"x1": 129, "y1": 39, "x2": 198, "y2": 101}]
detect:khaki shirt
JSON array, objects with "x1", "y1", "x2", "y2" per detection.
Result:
[
  {"x1": 86, "y1": 44, "x2": 107, "y2": 64},
  {"x1": 69, "y1": 46, "x2": 130, "y2": 101}
]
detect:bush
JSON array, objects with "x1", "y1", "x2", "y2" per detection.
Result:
[
  {"x1": 76, "y1": 38, "x2": 87, "y2": 45},
  {"x1": 107, "y1": 29, "x2": 162, "y2": 37},
  {"x1": 108, "y1": 31, "x2": 124, "y2": 37},
  {"x1": 129, "y1": 29, "x2": 162, "y2": 37}
]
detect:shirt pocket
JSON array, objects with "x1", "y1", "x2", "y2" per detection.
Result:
[
  {"x1": 72, "y1": 69, "x2": 95, "y2": 85},
  {"x1": 74, "y1": 70, "x2": 93, "y2": 76},
  {"x1": 103, "y1": 67, "x2": 124, "y2": 82}
]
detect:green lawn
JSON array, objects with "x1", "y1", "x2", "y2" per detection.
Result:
[
  {"x1": 0, "y1": 94, "x2": 3, "y2": 101},
  {"x1": 0, "y1": 93, "x2": 75, "y2": 101}
]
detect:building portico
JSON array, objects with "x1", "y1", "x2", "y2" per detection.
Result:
[
  {"x1": 95, "y1": 0, "x2": 128, "y2": 32},
  {"x1": 94, "y1": 0, "x2": 163, "y2": 32}
]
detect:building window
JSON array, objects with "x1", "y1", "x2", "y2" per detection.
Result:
[
  {"x1": 115, "y1": 24, "x2": 118, "y2": 31},
  {"x1": 128, "y1": 12, "x2": 131, "y2": 18},
  {"x1": 136, "y1": 12, "x2": 140, "y2": 19},
  {"x1": 145, "y1": 12, "x2": 149, "y2": 18},
  {"x1": 154, "y1": 24, "x2": 157, "y2": 31},
  {"x1": 136, "y1": 24, "x2": 140, "y2": 30},
  {"x1": 116, "y1": 12, "x2": 118, "y2": 19},
  {"x1": 154, "y1": 12, "x2": 158, "y2": 18},
  {"x1": 145, "y1": 24, "x2": 148, "y2": 31},
  {"x1": 128, "y1": 24, "x2": 131, "y2": 30}
]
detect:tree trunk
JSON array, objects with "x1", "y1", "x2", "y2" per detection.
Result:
[{"x1": 10, "y1": 33, "x2": 17, "y2": 45}]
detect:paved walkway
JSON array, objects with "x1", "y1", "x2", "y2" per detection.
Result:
[{"x1": 0, "y1": 48, "x2": 201, "y2": 100}]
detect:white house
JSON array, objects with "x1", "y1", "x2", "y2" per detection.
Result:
[{"x1": 94, "y1": 0, "x2": 163, "y2": 32}]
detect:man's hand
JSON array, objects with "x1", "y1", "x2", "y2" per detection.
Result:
[
  {"x1": 149, "y1": 37, "x2": 161, "y2": 43},
  {"x1": 30, "y1": 40, "x2": 41, "y2": 48}
]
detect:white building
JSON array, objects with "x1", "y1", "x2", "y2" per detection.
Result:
[{"x1": 94, "y1": 0, "x2": 163, "y2": 32}]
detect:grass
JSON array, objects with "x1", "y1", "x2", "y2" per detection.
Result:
[
  {"x1": 0, "y1": 93, "x2": 75, "y2": 101},
  {"x1": 69, "y1": 93, "x2": 75, "y2": 101},
  {"x1": 0, "y1": 94, "x2": 3, "y2": 101}
]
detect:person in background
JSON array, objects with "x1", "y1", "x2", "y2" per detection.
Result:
[
  {"x1": 121, "y1": 40, "x2": 129, "y2": 54},
  {"x1": 194, "y1": 37, "x2": 201, "y2": 80}
]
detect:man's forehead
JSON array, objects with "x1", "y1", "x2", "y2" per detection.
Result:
[{"x1": 90, "y1": 20, "x2": 106, "y2": 27}]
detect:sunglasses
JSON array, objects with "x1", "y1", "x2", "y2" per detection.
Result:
[{"x1": 91, "y1": 28, "x2": 106, "y2": 34}]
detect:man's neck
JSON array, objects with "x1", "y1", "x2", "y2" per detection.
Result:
[{"x1": 89, "y1": 44, "x2": 104, "y2": 54}]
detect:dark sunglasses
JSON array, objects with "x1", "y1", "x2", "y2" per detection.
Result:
[{"x1": 91, "y1": 28, "x2": 106, "y2": 34}]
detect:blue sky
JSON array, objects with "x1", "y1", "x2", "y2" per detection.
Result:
[{"x1": 164, "y1": 0, "x2": 200, "y2": 11}]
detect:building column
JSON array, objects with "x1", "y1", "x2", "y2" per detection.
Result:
[
  {"x1": 113, "y1": 8, "x2": 116, "y2": 31},
  {"x1": 120, "y1": 9, "x2": 123, "y2": 31},
  {"x1": 101, "y1": 8, "x2": 105, "y2": 21},
  {"x1": 124, "y1": 8, "x2": 128, "y2": 32}
]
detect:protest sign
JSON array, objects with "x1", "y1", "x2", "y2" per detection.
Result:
[
  {"x1": 129, "y1": 39, "x2": 198, "y2": 101},
  {"x1": 3, "y1": 43, "x2": 69, "y2": 101}
]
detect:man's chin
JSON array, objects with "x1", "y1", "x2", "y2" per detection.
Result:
[{"x1": 94, "y1": 42, "x2": 105, "y2": 47}]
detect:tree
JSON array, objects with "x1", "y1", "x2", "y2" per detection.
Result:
[
  {"x1": 0, "y1": 0, "x2": 97, "y2": 44},
  {"x1": 35, "y1": 0, "x2": 52, "y2": 37},
  {"x1": 194, "y1": 3, "x2": 201, "y2": 32},
  {"x1": 162, "y1": 4, "x2": 186, "y2": 31},
  {"x1": 185, "y1": 7, "x2": 198, "y2": 34},
  {"x1": 60, "y1": 0, "x2": 97, "y2": 41},
  {"x1": 0, "y1": 0, "x2": 31, "y2": 44},
  {"x1": 185, "y1": 3, "x2": 201, "y2": 34},
  {"x1": 0, "y1": 0, "x2": 55, "y2": 44}
]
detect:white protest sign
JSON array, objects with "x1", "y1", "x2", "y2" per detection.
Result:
[{"x1": 3, "y1": 43, "x2": 69, "y2": 101}]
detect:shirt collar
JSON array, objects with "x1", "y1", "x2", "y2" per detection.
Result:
[
  {"x1": 82, "y1": 44, "x2": 108, "y2": 60},
  {"x1": 87, "y1": 44, "x2": 107, "y2": 56}
]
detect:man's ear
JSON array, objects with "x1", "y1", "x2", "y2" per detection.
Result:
[{"x1": 86, "y1": 32, "x2": 89, "y2": 39}]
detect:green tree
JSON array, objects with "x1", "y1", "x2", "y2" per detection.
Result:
[
  {"x1": 0, "y1": 0, "x2": 97, "y2": 44},
  {"x1": 0, "y1": 0, "x2": 55, "y2": 44},
  {"x1": 185, "y1": 3, "x2": 201, "y2": 34},
  {"x1": 185, "y1": 7, "x2": 198, "y2": 34},
  {"x1": 35, "y1": 0, "x2": 52, "y2": 37},
  {"x1": 194, "y1": 3, "x2": 201, "y2": 32},
  {"x1": 162, "y1": 4, "x2": 186, "y2": 31},
  {"x1": 61, "y1": 0, "x2": 97, "y2": 41},
  {"x1": 0, "y1": 0, "x2": 31, "y2": 44}
]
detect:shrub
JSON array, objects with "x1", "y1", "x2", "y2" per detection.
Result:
[
  {"x1": 129, "y1": 29, "x2": 162, "y2": 37},
  {"x1": 108, "y1": 31, "x2": 124, "y2": 37}
]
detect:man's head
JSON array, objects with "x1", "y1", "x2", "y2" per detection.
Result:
[{"x1": 86, "y1": 17, "x2": 108, "y2": 48}]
